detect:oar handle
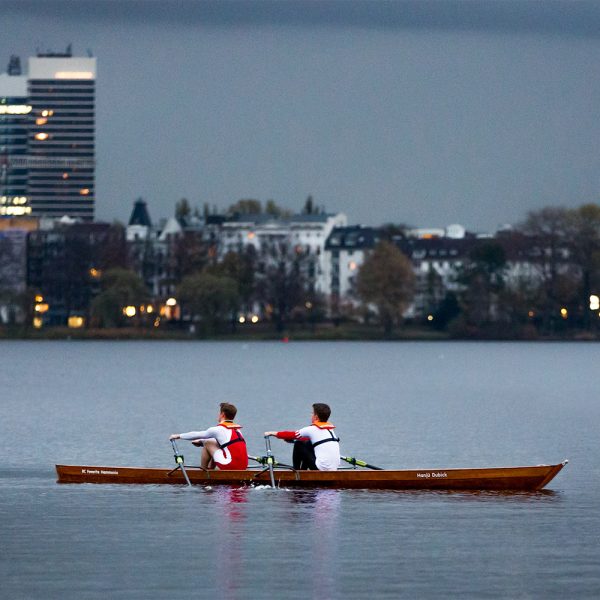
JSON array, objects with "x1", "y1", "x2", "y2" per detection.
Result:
[
  {"x1": 171, "y1": 439, "x2": 184, "y2": 463},
  {"x1": 170, "y1": 439, "x2": 192, "y2": 486}
]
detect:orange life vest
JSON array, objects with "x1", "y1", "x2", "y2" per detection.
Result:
[
  {"x1": 218, "y1": 420, "x2": 242, "y2": 430},
  {"x1": 313, "y1": 421, "x2": 335, "y2": 430}
]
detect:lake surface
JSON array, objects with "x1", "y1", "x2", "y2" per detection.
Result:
[{"x1": 1, "y1": 340, "x2": 599, "y2": 598}]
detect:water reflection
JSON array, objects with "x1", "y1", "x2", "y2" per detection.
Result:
[
  {"x1": 354, "y1": 487, "x2": 562, "y2": 504},
  {"x1": 286, "y1": 489, "x2": 341, "y2": 600},
  {"x1": 214, "y1": 487, "x2": 250, "y2": 600}
]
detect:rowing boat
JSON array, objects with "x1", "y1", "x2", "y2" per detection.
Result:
[{"x1": 55, "y1": 460, "x2": 567, "y2": 491}]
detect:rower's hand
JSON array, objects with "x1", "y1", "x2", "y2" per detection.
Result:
[
  {"x1": 264, "y1": 431, "x2": 277, "y2": 437},
  {"x1": 169, "y1": 434, "x2": 180, "y2": 440}
]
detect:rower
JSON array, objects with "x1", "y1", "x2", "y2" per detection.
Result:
[
  {"x1": 170, "y1": 402, "x2": 248, "y2": 470},
  {"x1": 265, "y1": 403, "x2": 340, "y2": 471}
]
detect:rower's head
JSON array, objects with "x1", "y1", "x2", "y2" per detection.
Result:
[
  {"x1": 312, "y1": 403, "x2": 331, "y2": 423},
  {"x1": 219, "y1": 402, "x2": 237, "y2": 421}
]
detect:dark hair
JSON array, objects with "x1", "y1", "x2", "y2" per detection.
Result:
[
  {"x1": 220, "y1": 402, "x2": 237, "y2": 420},
  {"x1": 312, "y1": 403, "x2": 331, "y2": 422}
]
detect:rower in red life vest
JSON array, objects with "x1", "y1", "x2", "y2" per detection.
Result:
[
  {"x1": 265, "y1": 403, "x2": 340, "y2": 471},
  {"x1": 170, "y1": 402, "x2": 248, "y2": 470}
]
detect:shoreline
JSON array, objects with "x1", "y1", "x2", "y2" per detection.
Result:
[{"x1": 1, "y1": 324, "x2": 598, "y2": 342}]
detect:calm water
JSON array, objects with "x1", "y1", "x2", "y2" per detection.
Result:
[{"x1": 1, "y1": 340, "x2": 599, "y2": 599}]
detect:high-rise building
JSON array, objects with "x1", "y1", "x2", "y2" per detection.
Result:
[{"x1": 0, "y1": 47, "x2": 96, "y2": 221}]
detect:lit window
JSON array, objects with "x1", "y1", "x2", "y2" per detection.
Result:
[
  {"x1": 0, "y1": 105, "x2": 32, "y2": 115},
  {"x1": 54, "y1": 71, "x2": 94, "y2": 79},
  {"x1": 34, "y1": 132, "x2": 49, "y2": 141},
  {"x1": 79, "y1": 188, "x2": 90, "y2": 196},
  {"x1": 36, "y1": 117, "x2": 48, "y2": 125},
  {"x1": 68, "y1": 316, "x2": 85, "y2": 328}
]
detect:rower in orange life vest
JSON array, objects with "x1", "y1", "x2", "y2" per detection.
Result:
[
  {"x1": 265, "y1": 403, "x2": 340, "y2": 471},
  {"x1": 169, "y1": 402, "x2": 248, "y2": 470}
]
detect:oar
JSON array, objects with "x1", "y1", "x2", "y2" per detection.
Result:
[
  {"x1": 263, "y1": 435, "x2": 277, "y2": 488},
  {"x1": 171, "y1": 439, "x2": 192, "y2": 486},
  {"x1": 341, "y1": 455, "x2": 384, "y2": 470}
]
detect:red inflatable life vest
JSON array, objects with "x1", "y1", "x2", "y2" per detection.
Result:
[{"x1": 215, "y1": 421, "x2": 248, "y2": 470}]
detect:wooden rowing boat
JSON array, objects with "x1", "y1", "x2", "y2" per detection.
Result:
[{"x1": 55, "y1": 460, "x2": 567, "y2": 491}]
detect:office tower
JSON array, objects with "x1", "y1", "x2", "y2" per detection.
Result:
[
  {"x1": 28, "y1": 49, "x2": 96, "y2": 220},
  {"x1": 0, "y1": 48, "x2": 96, "y2": 221}
]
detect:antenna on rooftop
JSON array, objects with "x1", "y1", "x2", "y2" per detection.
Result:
[{"x1": 7, "y1": 55, "x2": 22, "y2": 76}]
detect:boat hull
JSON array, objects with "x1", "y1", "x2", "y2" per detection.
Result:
[{"x1": 55, "y1": 461, "x2": 567, "y2": 491}]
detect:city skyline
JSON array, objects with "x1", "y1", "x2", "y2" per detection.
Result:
[{"x1": 2, "y1": 0, "x2": 600, "y2": 231}]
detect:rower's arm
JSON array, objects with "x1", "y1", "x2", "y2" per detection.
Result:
[
  {"x1": 179, "y1": 428, "x2": 217, "y2": 441},
  {"x1": 273, "y1": 431, "x2": 297, "y2": 441}
]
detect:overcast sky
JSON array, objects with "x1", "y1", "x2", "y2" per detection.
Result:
[{"x1": 2, "y1": 0, "x2": 600, "y2": 232}]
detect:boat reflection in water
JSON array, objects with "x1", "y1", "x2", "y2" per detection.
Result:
[
  {"x1": 286, "y1": 489, "x2": 341, "y2": 600},
  {"x1": 214, "y1": 487, "x2": 250, "y2": 600}
]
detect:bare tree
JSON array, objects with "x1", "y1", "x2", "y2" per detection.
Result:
[{"x1": 356, "y1": 241, "x2": 415, "y2": 335}]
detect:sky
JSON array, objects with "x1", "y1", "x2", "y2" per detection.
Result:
[{"x1": 2, "y1": 0, "x2": 600, "y2": 232}]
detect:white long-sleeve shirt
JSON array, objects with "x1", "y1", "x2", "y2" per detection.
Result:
[{"x1": 180, "y1": 426, "x2": 231, "y2": 446}]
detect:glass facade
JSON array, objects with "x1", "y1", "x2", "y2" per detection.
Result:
[{"x1": 27, "y1": 56, "x2": 96, "y2": 220}]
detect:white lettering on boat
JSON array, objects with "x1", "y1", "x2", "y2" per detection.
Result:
[
  {"x1": 416, "y1": 471, "x2": 448, "y2": 478},
  {"x1": 81, "y1": 469, "x2": 119, "y2": 475}
]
